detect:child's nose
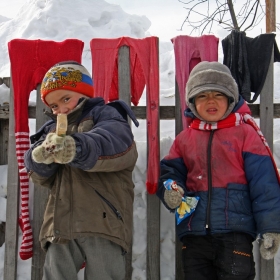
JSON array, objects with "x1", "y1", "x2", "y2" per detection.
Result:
[
  {"x1": 58, "y1": 106, "x2": 70, "y2": 115},
  {"x1": 206, "y1": 93, "x2": 216, "y2": 101},
  {"x1": 207, "y1": 96, "x2": 215, "y2": 102}
]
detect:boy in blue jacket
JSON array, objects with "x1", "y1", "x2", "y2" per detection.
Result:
[
  {"x1": 24, "y1": 61, "x2": 138, "y2": 280},
  {"x1": 157, "y1": 61, "x2": 280, "y2": 280}
]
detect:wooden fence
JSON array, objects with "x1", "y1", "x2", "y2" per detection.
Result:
[{"x1": 0, "y1": 44, "x2": 278, "y2": 279}]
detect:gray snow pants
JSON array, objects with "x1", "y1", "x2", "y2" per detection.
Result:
[{"x1": 42, "y1": 236, "x2": 126, "y2": 280}]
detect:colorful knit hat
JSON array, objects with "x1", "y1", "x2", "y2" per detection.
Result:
[
  {"x1": 185, "y1": 61, "x2": 239, "y2": 120},
  {"x1": 41, "y1": 61, "x2": 94, "y2": 105}
]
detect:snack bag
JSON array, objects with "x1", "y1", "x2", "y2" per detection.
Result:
[{"x1": 163, "y1": 179, "x2": 200, "y2": 225}]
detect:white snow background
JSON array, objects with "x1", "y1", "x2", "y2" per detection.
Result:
[{"x1": 0, "y1": 0, "x2": 280, "y2": 279}]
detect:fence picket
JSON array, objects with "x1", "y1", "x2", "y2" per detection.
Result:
[{"x1": 4, "y1": 73, "x2": 19, "y2": 280}]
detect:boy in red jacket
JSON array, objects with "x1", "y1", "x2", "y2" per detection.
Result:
[{"x1": 157, "y1": 61, "x2": 280, "y2": 280}]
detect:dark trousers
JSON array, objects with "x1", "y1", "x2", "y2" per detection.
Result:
[{"x1": 181, "y1": 232, "x2": 255, "y2": 280}]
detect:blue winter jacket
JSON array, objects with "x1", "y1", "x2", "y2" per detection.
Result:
[
  {"x1": 24, "y1": 97, "x2": 138, "y2": 252},
  {"x1": 157, "y1": 97, "x2": 280, "y2": 241}
]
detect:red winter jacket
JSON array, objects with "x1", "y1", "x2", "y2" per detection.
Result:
[{"x1": 157, "y1": 97, "x2": 280, "y2": 240}]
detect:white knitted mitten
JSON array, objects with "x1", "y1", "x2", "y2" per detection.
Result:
[
  {"x1": 260, "y1": 233, "x2": 280, "y2": 260},
  {"x1": 164, "y1": 186, "x2": 184, "y2": 209},
  {"x1": 32, "y1": 133, "x2": 76, "y2": 164}
]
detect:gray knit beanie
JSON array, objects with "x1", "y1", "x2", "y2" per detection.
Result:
[{"x1": 185, "y1": 61, "x2": 239, "y2": 121}]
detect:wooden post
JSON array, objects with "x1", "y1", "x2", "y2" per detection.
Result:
[
  {"x1": 258, "y1": 2, "x2": 276, "y2": 277},
  {"x1": 0, "y1": 118, "x2": 9, "y2": 164},
  {"x1": 175, "y1": 81, "x2": 183, "y2": 136},
  {"x1": 175, "y1": 80, "x2": 184, "y2": 280},
  {"x1": 0, "y1": 105, "x2": 9, "y2": 249},
  {"x1": 118, "y1": 46, "x2": 132, "y2": 126},
  {"x1": 265, "y1": 0, "x2": 276, "y2": 33},
  {"x1": 146, "y1": 194, "x2": 160, "y2": 280},
  {"x1": 260, "y1": 257, "x2": 274, "y2": 280},
  {"x1": 118, "y1": 45, "x2": 133, "y2": 280},
  {"x1": 31, "y1": 85, "x2": 49, "y2": 280},
  {"x1": 4, "y1": 73, "x2": 19, "y2": 280},
  {"x1": 253, "y1": 241, "x2": 261, "y2": 280},
  {"x1": 0, "y1": 78, "x2": 9, "y2": 255},
  {"x1": 259, "y1": 2, "x2": 275, "y2": 274},
  {"x1": 118, "y1": 43, "x2": 161, "y2": 280},
  {"x1": 146, "y1": 38, "x2": 161, "y2": 280},
  {"x1": 0, "y1": 78, "x2": 10, "y2": 164},
  {"x1": 260, "y1": 49, "x2": 274, "y2": 151}
]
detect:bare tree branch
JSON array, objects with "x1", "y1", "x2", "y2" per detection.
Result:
[
  {"x1": 178, "y1": 0, "x2": 273, "y2": 35},
  {"x1": 241, "y1": 0, "x2": 259, "y2": 31},
  {"x1": 227, "y1": 0, "x2": 239, "y2": 30}
]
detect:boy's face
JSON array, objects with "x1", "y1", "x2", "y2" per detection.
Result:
[
  {"x1": 195, "y1": 91, "x2": 228, "y2": 122},
  {"x1": 45, "y1": 89, "x2": 87, "y2": 115}
]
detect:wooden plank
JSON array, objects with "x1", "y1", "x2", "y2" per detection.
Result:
[
  {"x1": 132, "y1": 104, "x2": 278, "y2": 119},
  {"x1": 1, "y1": 103, "x2": 278, "y2": 121},
  {"x1": 0, "y1": 119, "x2": 9, "y2": 164},
  {"x1": 260, "y1": 257, "x2": 274, "y2": 280},
  {"x1": 118, "y1": 46, "x2": 131, "y2": 103},
  {"x1": 4, "y1": 72, "x2": 19, "y2": 280},
  {"x1": 0, "y1": 104, "x2": 261, "y2": 120},
  {"x1": 146, "y1": 38, "x2": 161, "y2": 280},
  {"x1": 253, "y1": 241, "x2": 260, "y2": 280},
  {"x1": 132, "y1": 106, "x2": 176, "y2": 120},
  {"x1": 260, "y1": 48, "x2": 274, "y2": 150},
  {"x1": 0, "y1": 104, "x2": 8, "y2": 258},
  {"x1": 0, "y1": 223, "x2": 5, "y2": 247},
  {"x1": 0, "y1": 116, "x2": 9, "y2": 249},
  {"x1": 0, "y1": 77, "x2": 11, "y2": 88},
  {"x1": 31, "y1": 85, "x2": 49, "y2": 280},
  {"x1": 175, "y1": 81, "x2": 183, "y2": 136},
  {"x1": 259, "y1": 48, "x2": 275, "y2": 278},
  {"x1": 175, "y1": 80, "x2": 184, "y2": 280},
  {"x1": 118, "y1": 45, "x2": 133, "y2": 280},
  {"x1": 0, "y1": 104, "x2": 9, "y2": 119},
  {"x1": 265, "y1": 0, "x2": 276, "y2": 33},
  {"x1": 146, "y1": 194, "x2": 160, "y2": 279}
]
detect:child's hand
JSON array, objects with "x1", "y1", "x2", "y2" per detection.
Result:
[
  {"x1": 32, "y1": 144, "x2": 55, "y2": 164},
  {"x1": 163, "y1": 186, "x2": 184, "y2": 209},
  {"x1": 32, "y1": 133, "x2": 76, "y2": 164},
  {"x1": 52, "y1": 135, "x2": 76, "y2": 164},
  {"x1": 31, "y1": 133, "x2": 58, "y2": 164},
  {"x1": 259, "y1": 233, "x2": 280, "y2": 260}
]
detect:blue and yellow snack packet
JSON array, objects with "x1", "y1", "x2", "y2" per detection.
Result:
[{"x1": 163, "y1": 179, "x2": 199, "y2": 225}]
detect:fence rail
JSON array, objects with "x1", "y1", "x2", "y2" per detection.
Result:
[{"x1": 1, "y1": 103, "x2": 280, "y2": 120}]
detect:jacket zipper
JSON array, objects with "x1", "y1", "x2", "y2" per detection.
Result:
[
  {"x1": 53, "y1": 168, "x2": 66, "y2": 238},
  {"x1": 205, "y1": 130, "x2": 215, "y2": 231},
  {"x1": 95, "y1": 190, "x2": 123, "y2": 220},
  {"x1": 70, "y1": 173, "x2": 73, "y2": 238}
]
